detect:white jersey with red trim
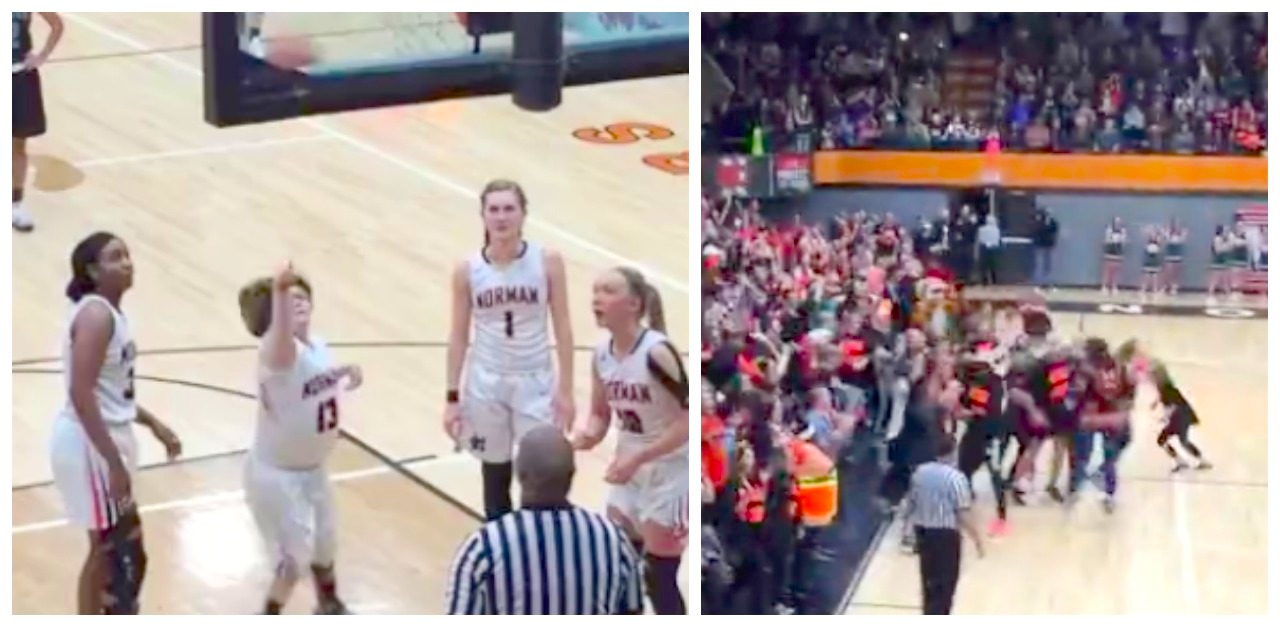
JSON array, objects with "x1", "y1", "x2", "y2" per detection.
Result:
[
  {"x1": 467, "y1": 241, "x2": 551, "y2": 374},
  {"x1": 253, "y1": 336, "x2": 343, "y2": 470}
]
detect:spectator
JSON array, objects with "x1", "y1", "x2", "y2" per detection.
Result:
[
  {"x1": 905, "y1": 118, "x2": 931, "y2": 148},
  {"x1": 726, "y1": 12, "x2": 1266, "y2": 157},
  {"x1": 855, "y1": 112, "x2": 881, "y2": 147},
  {"x1": 1032, "y1": 206, "x2": 1059, "y2": 289},
  {"x1": 790, "y1": 93, "x2": 816, "y2": 152},
  {"x1": 1096, "y1": 117, "x2": 1122, "y2": 152},
  {"x1": 1047, "y1": 114, "x2": 1067, "y2": 152},
  {"x1": 1170, "y1": 121, "x2": 1197, "y2": 154},
  {"x1": 1198, "y1": 119, "x2": 1224, "y2": 154},
  {"x1": 975, "y1": 213, "x2": 1001, "y2": 285},
  {"x1": 1010, "y1": 93, "x2": 1033, "y2": 138},
  {"x1": 950, "y1": 205, "x2": 979, "y2": 284},
  {"x1": 1073, "y1": 99, "x2": 1098, "y2": 148},
  {"x1": 1121, "y1": 103, "x2": 1147, "y2": 149},
  {"x1": 1025, "y1": 114, "x2": 1051, "y2": 151}
]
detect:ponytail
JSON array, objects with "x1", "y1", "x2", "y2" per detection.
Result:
[
  {"x1": 644, "y1": 284, "x2": 666, "y2": 333},
  {"x1": 66, "y1": 231, "x2": 118, "y2": 302},
  {"x1": 615, "y1": 266, "x2": 667, "y2": 332},
  {"x1": 65, "y1": 274, "x2": 97, "y2": 302}
]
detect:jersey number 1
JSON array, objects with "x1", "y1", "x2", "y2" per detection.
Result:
[
  {"x1": 504, "y1": 311, "x2": 514, "y2": 338},
  {"x1": 317, "y1": 398, "x2": 339, "y2": 433},
  {"x1": 124, "y1": 368, "x2": 136, "y2": 401}
]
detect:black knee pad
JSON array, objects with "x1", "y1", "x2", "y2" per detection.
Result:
[
  {"x1": 481, "y1": 462, "x2": 514, "y2": 520},
  {"x1": 101, "y1": 508, "x2": 147, "y2": 615},
  {"x1": 643, "y1": 553, "x2": 685, "y2": 615}
]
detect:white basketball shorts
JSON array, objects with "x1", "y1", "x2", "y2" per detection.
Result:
[
  {"x1": 49, "y1": 414, "x2": 139, "y2": 531},
  {"x1": 460, "y1": 365, "x2": 554, "y2": 464},
  {"x1": 244, "y1": 454, "x2": 337, "y2": 572},
  {"x1": 607, "y1": 452, "x2": 688, "y2": 532}
]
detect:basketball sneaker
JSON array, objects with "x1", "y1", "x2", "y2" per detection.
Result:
[
  {"x1": 1046, "y1": 485, "x2": 1065, "y2": 503},
  {"x1": 315, "y1": 599, "x2": 350, "y2": 615},
  {"x1": 987, "y1": 518, "x2": 1010, "y2": 537},
  {"x1": 1170, "y1": 460, "x2": 1190, "y2": 473},
  {"x1": 899, "y1": 529, "x2": 917, "y2": 554},
  {"x1": 1102, "y1": 495, "x2": 1116, "y2": 514},
  {"x1": 12, "y1": 204, "x2": 33, "y2": 232}
]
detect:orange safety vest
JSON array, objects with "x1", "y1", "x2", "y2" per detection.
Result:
[
  {"x1": 788, "y1": 440, "x2": 838, "y2": 527},
  {"x1": 795, "y1": 470, "x2": 838, "y2": 527}
]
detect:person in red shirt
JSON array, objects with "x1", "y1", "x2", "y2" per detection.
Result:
[
  {"x1": 1068, "y1": 338, "x2": 1135, "y2": 514},
  {"x1": 703, "y1": 411, "x2": 728, "y2": 494}
]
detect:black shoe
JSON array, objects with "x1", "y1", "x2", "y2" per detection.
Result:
[
  {"x1": 1046, "y1": 486, "x2": 1064, "y2": 503},
  {"x1": 1010, "y1": 488, "x2": 1027, "y2": 506}
]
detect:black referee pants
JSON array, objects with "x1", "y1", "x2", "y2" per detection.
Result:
[{"x1": 915, "y1": 526, "x2": 961, "y2": 615}]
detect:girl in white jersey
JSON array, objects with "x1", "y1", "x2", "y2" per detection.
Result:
[
  {"x1": 49, "y1": 232, "x2": 182, "y2": 614},
  {"x1": 444, "y1": 179, "x2": 576, "y2": 520},
  {"x1": 237, "y1": 263, "x2": 362, "y2": 614},
  {"x1": 573, "y1": 267, "x2": 689, "y2": 615}
]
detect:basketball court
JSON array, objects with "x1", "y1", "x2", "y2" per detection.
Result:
[
  {"x1": 11, "y1": 13, "x2": 689, "y2": 614},
  {"x1": 843, "y1": 289, "x2": 1268, "y2": 614}
]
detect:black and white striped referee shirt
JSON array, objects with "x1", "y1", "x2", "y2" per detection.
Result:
[
  {"x1": 445, "y1": 505, "x2": 645, "y2": 615},
  {"x1": 903, "y1": 461, "x2": 972, "y2": 530}
]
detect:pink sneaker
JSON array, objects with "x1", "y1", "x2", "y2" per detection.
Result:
[{"x1": 988, "y1": 518, "x2": 1010, "y2": 537}]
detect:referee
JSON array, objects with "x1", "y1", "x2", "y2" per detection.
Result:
[
  {"x1": 902, "y1": 434, "x2": 985, "y2": 615},
  {"x1": 445, "y1": 426, "x2": 644, "y2": 614}
]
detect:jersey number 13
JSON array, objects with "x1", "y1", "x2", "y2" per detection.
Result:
[{"x1": 317, "y1": 398, "x2": 339, "y2": 433}]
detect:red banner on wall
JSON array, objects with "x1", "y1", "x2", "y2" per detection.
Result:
[{"x1": 774, "y1": 153, "x2": 812, "y2": 194}]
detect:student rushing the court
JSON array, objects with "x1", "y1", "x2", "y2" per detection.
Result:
[
  {"x1": 12, "y1": 12, "x2": 63, "y2": 232},
  {"x1": 573, "y1": 268, "x2": 690, "y2": 614},
  {"x1": 444, "y1": 179, "x2": 576, "y2": 520},
  {"x1": 50, "y1": 232, "x2": 183, "y2": 614},
  {"x1": 237, "y1": 262, "x2": 363, "y2": 614},
  {"x1": 1116, "y1": 340, "x2": 1212, "y2": 473}
]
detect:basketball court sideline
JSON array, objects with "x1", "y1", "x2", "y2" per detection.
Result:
[{"x1": 11, "y1": 13, "x2": 689, "y2": 614}]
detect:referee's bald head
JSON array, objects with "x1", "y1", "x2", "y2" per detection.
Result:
[{"x1": 516, "y1": 426, "x2": 576, "y2": 501}]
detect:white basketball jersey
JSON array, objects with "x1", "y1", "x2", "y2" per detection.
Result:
[
  {"x1": 60, "y1": 295, "x2": 137, "y2": 425},
  {"x1": 253, "y1": 336, "x2": 343, "y2": 470},
  {"x1": 596, "y1": 329, "x2": 687, "y2": 460},
  {"x1": 467, "y1": 242, "x2": 551, "y2": 373}
]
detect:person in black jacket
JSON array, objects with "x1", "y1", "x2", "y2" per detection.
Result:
[
  {"x1": 950, "y1": 205, "x2": 980, "y2": 284},
  {"x1": 881, "y1": 380, "x2": 949, "y2": 552},
  {"x1": 1032, "y1": 207, "x2": 1059, "y2": 288}
]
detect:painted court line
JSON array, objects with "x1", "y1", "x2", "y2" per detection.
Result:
[
  {"x1": 74, "y1": 135, "x2": 334, "y2": 168},
  {"x1": 64, "y1": 13, "x2": 687, "y2": 294},
  {"x1": 11, "y1": 455, "x2": 464, "y2": 535}
]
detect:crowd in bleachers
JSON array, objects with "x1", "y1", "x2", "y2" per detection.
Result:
[
  {"x1": 703, "y1": 13, "x2": 1266, "y2": 155},
  {"x1": 699, "y1": 191, "x2": 1013, "y2": 613}
]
